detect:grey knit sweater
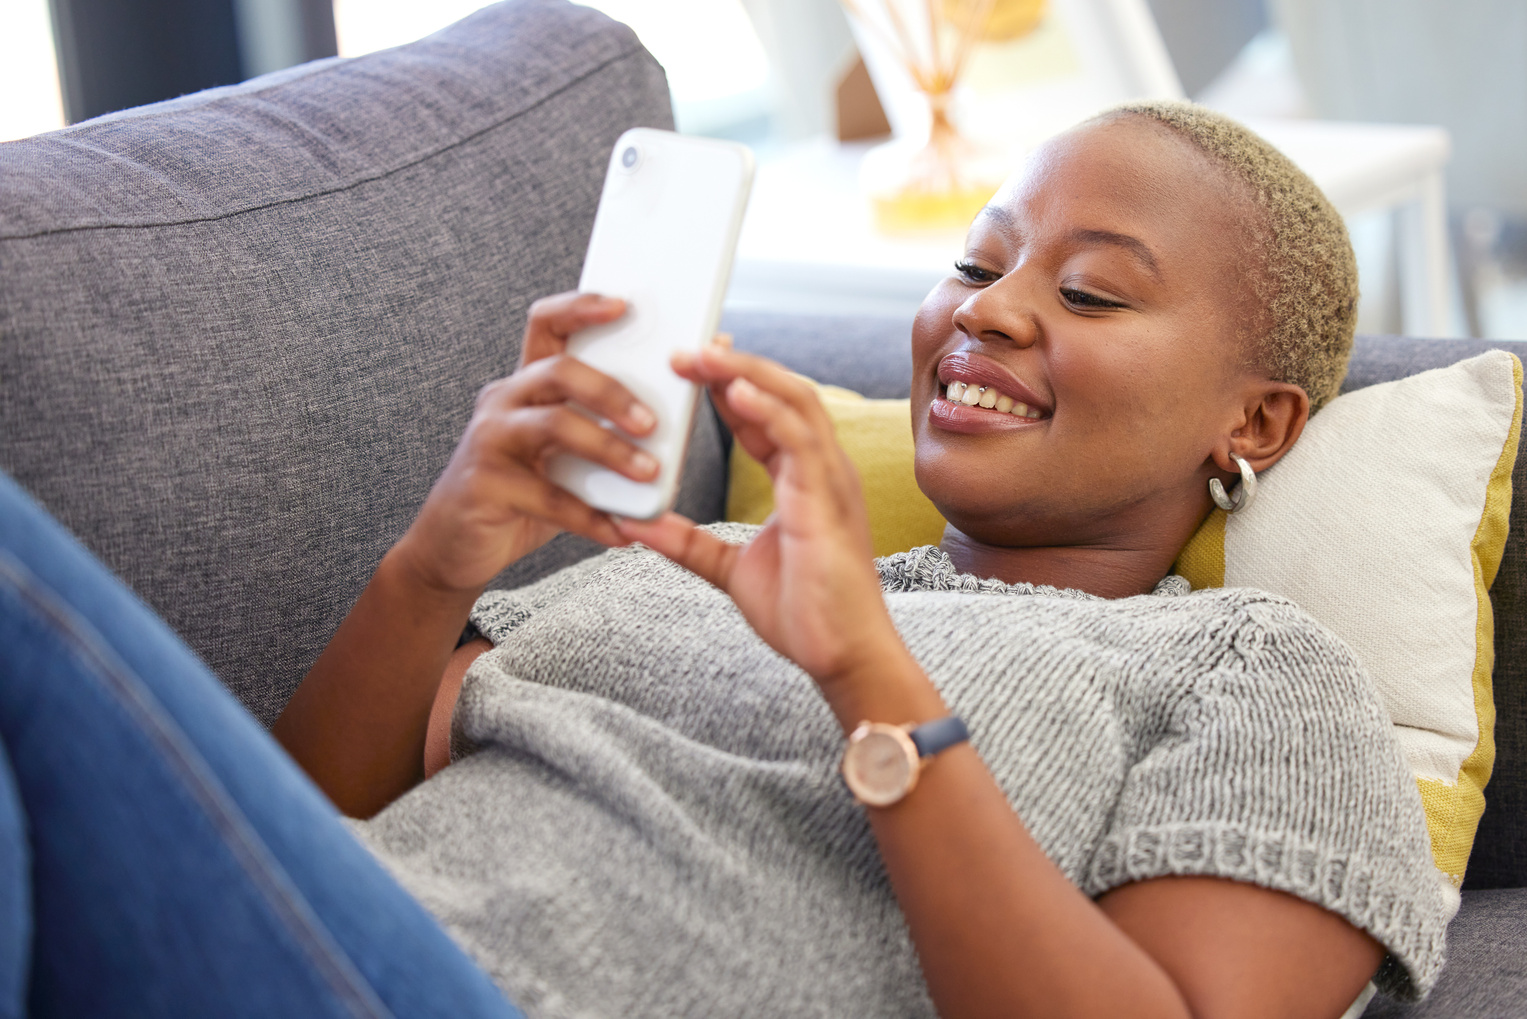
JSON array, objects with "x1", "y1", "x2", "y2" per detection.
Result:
[{"x1": 352, "y1": 525, "x2": 1450, "y2": 1017}]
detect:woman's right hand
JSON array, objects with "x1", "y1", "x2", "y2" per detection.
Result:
[
  {"x1": 278, "y1": 292, "x2": 654, "y2": 816},
  {"x1": 390, "y1": 291, "x2": 658, "y2": 596}
]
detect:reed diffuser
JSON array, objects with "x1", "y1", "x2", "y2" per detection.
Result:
[{"x1": 842, "y1": 0, "x2": 1036, "y2": 232}]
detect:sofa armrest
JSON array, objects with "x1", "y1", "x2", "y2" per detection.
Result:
[{"x1": 1363, "y1": 887, "x2": 1527, "y2": 1016}]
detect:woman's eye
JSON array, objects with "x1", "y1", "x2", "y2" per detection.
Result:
[
  {"x1": 954, "y1": 260, "x2": 998, "y2": 285},
  {"x1": 1060, "y1": 287, "x2": 1122, "y2": 309}
]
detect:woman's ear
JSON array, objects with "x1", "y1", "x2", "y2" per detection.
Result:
[{"x1": 1214, "y1": 382, "x2": 1310, "y2": 474}]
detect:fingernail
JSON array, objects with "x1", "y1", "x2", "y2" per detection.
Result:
[
  {"x1": 629, "y1": 404, "x2": 656, "y2": 432},
  {"x1": 631, "y1": 451, "x2": 659, "y2": 476},
  {"x1": 713, "y1": 333, "x2": 734, "y2": 349}
]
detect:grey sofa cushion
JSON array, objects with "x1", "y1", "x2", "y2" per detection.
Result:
[
  {"x1": 1362, "y1": 887, "x2": 1527, "y2": 1016},
  {"x1": 724, "y1": 314, "x2": 1527, "y2": 891},
  {"x1": 720, "y1": 309, "x2": 915, "y2": 398},
  {"x1": 0, "y1": 0, "x2": 721, "y2": 726}
]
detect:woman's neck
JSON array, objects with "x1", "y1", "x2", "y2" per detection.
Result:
[{"x1": 938, "y1": 528, "x2": 1183, "y2": 600}]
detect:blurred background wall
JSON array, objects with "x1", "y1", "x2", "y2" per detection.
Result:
[{"x1": 1271, "y1": 0, "x2": 1527, "y2": 338}]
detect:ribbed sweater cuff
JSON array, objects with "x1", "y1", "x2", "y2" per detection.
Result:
[{"x1": 1086, "y1": 821, "x2": 1450, "y2": 999}]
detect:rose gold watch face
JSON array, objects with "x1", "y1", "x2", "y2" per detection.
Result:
[{"x1": 843, "y1": 729, "x2": 916, "y2": 806}]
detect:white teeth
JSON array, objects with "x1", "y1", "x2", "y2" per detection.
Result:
[{"x1": 943, "y1": 379, "x2": 1045, "y2": 419}]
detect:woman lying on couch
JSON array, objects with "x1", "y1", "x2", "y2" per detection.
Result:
[{"x1": 0, "y1": 102, "x2": 1446, "y2": 1019}]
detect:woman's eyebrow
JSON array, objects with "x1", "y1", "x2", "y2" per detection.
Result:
[
  {"x1": 974, "y1": 210, "x2": 1161, "y2": 282},
  {"x1": 1070, "y1": 229, "x2": 1162, "y2": 280},
  {"x1": 975, "y1": 204, "x2": 1018, "y2": 235}
]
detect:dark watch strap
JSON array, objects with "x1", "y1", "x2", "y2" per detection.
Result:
[{"x1": 908, "y1": 716, "x2": 969, "y2": 758}]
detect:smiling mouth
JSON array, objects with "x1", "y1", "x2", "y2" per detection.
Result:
[{"x1": 939, "y1": 381, "x2": 1047, "y2": 420}]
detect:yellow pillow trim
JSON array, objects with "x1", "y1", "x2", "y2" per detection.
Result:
[
  {"x1": 724, "y1": 381, "x2": 948, "y2": 558},
  {"x1": 1420, "y1": 354, "x2": 1521, "y2": 885},
  {"x1": 1172, "y1": 506, "x2": 1225, "y2": 590}
]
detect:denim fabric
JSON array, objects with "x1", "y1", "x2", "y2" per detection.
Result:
[
  {"x1": 0, "y1": 747, "x2": 27, "y2": 1019},
  {"x1": 0, "y1": 471, "x2": 518, "y2": 1017}
]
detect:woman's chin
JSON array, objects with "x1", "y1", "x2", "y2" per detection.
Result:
[{"x1": 927, "y1": 398, "x2": 1050, "y2": 435}]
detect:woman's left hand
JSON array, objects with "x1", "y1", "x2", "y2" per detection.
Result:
[{"x1": 615, "y1": 342, "x2": 911, "y2": 710}]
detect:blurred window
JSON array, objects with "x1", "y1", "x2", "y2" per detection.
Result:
[
  {"x1": 332, "y1": 0, "x2": 770, "y2": 137},
  {"x1": 0, "y1": 0, "x2": 67, "y2": 142}
]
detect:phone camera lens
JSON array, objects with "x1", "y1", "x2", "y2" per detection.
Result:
[{"x1": 620, "y1": 145, "x2": 639, "y2": 170}]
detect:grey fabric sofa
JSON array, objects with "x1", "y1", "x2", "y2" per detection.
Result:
[{"x1": 0, "y1": 0, "x2": 1521, "y2": 1012}]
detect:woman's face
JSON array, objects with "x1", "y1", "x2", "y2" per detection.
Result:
[{"x1": 911, "y1": 116, "x2": 1264, "y2": 551}]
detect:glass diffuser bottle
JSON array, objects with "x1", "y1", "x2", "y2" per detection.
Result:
[{"x1": 843, "y1": 0, "x2": 1027, "y2": 233}]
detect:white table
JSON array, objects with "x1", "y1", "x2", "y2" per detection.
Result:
[{"x1": 727, "y1": 119, "x2": 1453, "y2": 336}]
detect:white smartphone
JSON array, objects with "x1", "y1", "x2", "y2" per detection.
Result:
[{"x1": 547, "y1": 128, "x2": 755, "y2": 519}]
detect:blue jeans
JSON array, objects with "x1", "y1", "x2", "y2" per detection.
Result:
[{"x1": 0, "y1": 472, "x2": 519, "y2": 1018}]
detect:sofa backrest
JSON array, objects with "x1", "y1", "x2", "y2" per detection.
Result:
[
  {"x1": 721, "y1": 309, "x2": 1527, "y2": 890},
  {"x1": 0, "y1": 0, "x2": 728, "y2": 726}
]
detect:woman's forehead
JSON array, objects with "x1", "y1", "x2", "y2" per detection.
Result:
[{"x1": 982, "y1": 119, "x2": 1247, "y2": 257}]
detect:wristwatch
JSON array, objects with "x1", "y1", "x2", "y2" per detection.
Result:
[{"x1": 840, "y1": 716, "x2": 969, "y2": 807}]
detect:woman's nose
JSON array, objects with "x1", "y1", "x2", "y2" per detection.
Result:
[{"x1": 952, "y1": 279, "x2": 1039, "y2": 349}]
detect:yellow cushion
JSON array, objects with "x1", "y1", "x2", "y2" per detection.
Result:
[
  {"x1": 1176, "y1": 351, "x2": 1523, "y2": 893},
  {"x1": 725, "y1": 382, "x2": 947, "y2": 557}
]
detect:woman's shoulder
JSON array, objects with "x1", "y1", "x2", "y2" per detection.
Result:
[
  {"x1": 1128, "y1": 583, "x2": 1381, "y2": 729},
  {"x1": 1129, "y1": 582, "x2": 1385, "y2": 722},
  {"x1": 1171, "y1": 583, "x2": 1370, "y2": 681}
]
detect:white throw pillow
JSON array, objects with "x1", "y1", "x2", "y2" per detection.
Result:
[{"x1": 1175, "y1": 350, "x2": 1523, "y2": 900}]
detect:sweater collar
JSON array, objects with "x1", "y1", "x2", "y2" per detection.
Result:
[{"x1": 875, "y1": 545, "x2": 1189, "y2": 600}]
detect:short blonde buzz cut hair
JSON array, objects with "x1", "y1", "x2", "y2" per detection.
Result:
[{"x1": 1100, "y1": 100, "x2": 1360, "y2": 412}]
